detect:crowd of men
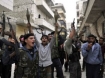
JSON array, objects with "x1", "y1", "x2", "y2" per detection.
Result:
[{"x1": 0, "y1": 20, "x2": 104, "y2": 78}]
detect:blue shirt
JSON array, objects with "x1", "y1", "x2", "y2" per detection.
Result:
[{"x1": 81, "y1": 42, "x2": 103, "y2": 64}]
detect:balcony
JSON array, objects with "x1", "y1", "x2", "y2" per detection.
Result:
[
  {"x1": 36, "y1": 0, "x2": 54, "y2": 18},
  {"x1": 0, "y1": 0, "x2": 13, "y2": 12},
  {"x1": 35, "y1": 18, "x2": 55, "y2": 31},
  {"x1": 16, "y1": 18, "x2": 38, "y2": 28},
  {"x1": 58, "y1": 18, "x2": 66, "y2": 23},
  {"x1": 58, "y1": 10, "x2": 66, "y2": 18},
  {"x1": 79, "y1": 14, "x2": 85, "y2": 21}
]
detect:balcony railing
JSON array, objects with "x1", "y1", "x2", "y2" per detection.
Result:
[
  {"x1": 35, "y1": 18, "x2": 55, "y2": 31},
  {"x1": 36, "y1": 0, "x2": 54, "y2": 18}
]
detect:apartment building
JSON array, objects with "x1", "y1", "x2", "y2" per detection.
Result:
[
  {"x1": 76, "y1": 0, "x2": 91, "y2": 39},
  {"x1": 78, "y1": 0, "x2": 105, "y2": 39},
  {"x1": 52, "y1": 3, "x2": 67, "y2": 39},
  {"x1": 4, "y1": 0, "x2": 58, "y2": 42}
]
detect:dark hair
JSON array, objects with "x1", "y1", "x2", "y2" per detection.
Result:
[
  {"x1": 41, "y1": 35, "x2": 48, "y2": 40},
  {"x1": 23, "y1": 33, "x2": 34, "y2": 46},
  {"x1": 24, "y1": 33, "x2": 34, "y2": 40},
  {"x1": 88, "y1": 34, "x2": 96, "y2": 39},
  {"x1": 48, "y1": 33, "x2": 51, "y2": 35},
  {"x1": 19, "y1": 35, "x2": 24, "y2": 39},
  {"x1": 8, "y1": 35, "x2": 12, "y2": 38},
  {"x1": 99, "y1": 37, "x2": 104, "y2": 41},
  {"x1": 19, "y1": 35, "x2": 24, "y2": 41}
]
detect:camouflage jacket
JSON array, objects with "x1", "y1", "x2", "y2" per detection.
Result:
[
  {"x1": 15, "y1": 46, "x2": 39, "y2": 78},
  {"x1": 51, "y1": 44, "x2": 59, "y2": 60}
]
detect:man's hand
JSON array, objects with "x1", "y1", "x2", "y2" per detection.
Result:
[
  {"x1": 55, "y1": 23, "x2": 59, "y2": 28},
  {"x1": 71, "y1": 23, "x2": 75, "y2": 28},
  {"x1": 9, "y1": 52, "x2": 16, "y2": 58},
  {"x1": 87, "y1": 43, "x2": 93, "y2": 51},
  {"x1": 27, "y1": 23, "x2": 31, "y2": 28},
  {"x1": 4, "y1": 31, "x2": 12, "y2": 36},
  {"x1": 9, "y1": 38, "x2": 15, "y2": 44}
]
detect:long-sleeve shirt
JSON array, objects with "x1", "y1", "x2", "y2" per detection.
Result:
[
  {"x1": 81, "y1": 42, "x2": 103, "y2": 64},
  {"x1": 64, "y1": 38, "x2": 72, "y2": 55},
  {"x1": 35, "y1": 35, "x2": 55, "y2": 67}
]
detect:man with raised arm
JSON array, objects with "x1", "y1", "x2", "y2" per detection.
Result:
[{"x1": 64, "y1": 23, "x2": 81, "y2": 78}]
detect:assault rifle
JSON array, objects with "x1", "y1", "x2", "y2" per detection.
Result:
[
  {"x1": 7, "y1": 17, "x2": 19, "y2": 55},
  {"x1": 26, "y1": 8, "x2": 44, "y2": 35},
  {"x1": 26, "y1": 8, "x2": 31, "y2": 33},
  {"x1": 0, "y1": 11, "x2": 5, "y2": 37},
  {"x1": 72, "y1": 18, "x2": 75, "y2": 27}
]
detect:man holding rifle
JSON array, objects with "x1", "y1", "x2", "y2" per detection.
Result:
[
  {"x1": 64, "y1": 20, "x2": 81, "y2": 78},
  {"x1": 0, "y1": 11, "x2": 18, "y2": 78}
]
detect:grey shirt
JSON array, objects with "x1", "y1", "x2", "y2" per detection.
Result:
[
  {"x1": 35, "y1": 36, "x2": 55, "y2": 67},
  {"x1": 64, "y1": 38, "x2": 72, "y2": 55}
]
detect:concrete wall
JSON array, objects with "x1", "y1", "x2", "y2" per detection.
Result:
[
  {"x1": 89, "y1": 15, "x2": 104, "y2": 39},
  {"x1": 0, "y1": 0, "x2": 13, "y2": 12},
  {"x1": 89, "y1": 24, "x2": 98, "y2": 37},
  {"x1": 16, "y1": 25, "x2": 28, "y2": 40},
  {"x1": 97, "y1": 16, "x2": 104, "y2": 37}
]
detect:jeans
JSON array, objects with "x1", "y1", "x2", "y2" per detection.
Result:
[
  {"x1": 51, "y1": 58, "x2": 64, "y2": 78},
  {"x1": 86, "y1": 63, "x2": 100, "y2": 78}
]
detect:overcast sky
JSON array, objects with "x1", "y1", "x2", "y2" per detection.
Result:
[{"x1": 55, "y1": 0, "x2": 78, "y2": 23}]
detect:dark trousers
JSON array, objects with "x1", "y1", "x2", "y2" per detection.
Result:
[
  {"x1": 1, "y1": 64, "x2": 11, "y2": 78},
  {"x1": 82, "y1": 59, "x2": 86, "y2": 70},
  {"x1": 64, "y1": 60, "x2": 69, "y2": 71},
  {"x1": 0, "y1": 61, "x2": 2, "y2": 77},
  {"x1": 86, "y1": 63, "x2": 100, "y2": 78},
  {"x1": 69, "y1": 61, "x2": 81, "y2": 78},
  {"x1": 51, "y1": 58, "x2": 64, "y2": 78}
]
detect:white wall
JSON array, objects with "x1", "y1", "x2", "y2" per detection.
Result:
[
  {"x1": 0, "y1": 0, "x2": 13, "y2": 12},
  {"x1": 12, "y1": 0, "x2": 54, "y2": 27}
]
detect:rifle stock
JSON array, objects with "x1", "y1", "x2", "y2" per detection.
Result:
[{"x1": 7, "y1": 17, "x2": 19, "y2": 55}]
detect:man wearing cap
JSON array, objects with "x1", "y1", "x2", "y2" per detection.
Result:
[{"x1": 81, "y1": 34, "x2": 103, "y2": 78}]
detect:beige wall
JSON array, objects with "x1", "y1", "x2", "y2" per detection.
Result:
[
  {"x1": 97, "y1": 16, "x2": 104, "y2": 37},
  {"x1": 89, "y1": 24, "x2": 98, "y2": 37},
  {"x1": 16, "y1": 25, "x2": 28, "y2": 41}
]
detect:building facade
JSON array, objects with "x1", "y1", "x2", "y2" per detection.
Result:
[
  {"x1": 4, "y1": 0, "x2": 59, "y2": 42},
  {"x1": 77, "y1": 0, "x2": 105, "y2": 40}
]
